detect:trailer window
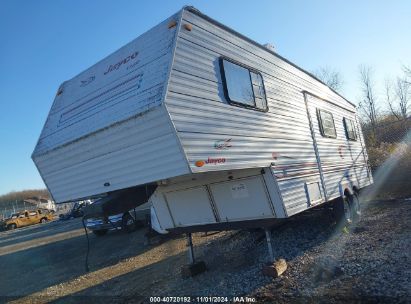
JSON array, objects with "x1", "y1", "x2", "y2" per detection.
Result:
[
  {"x1": 344, "y1": 118, "x2": 357, "y2": 140},
  {"x1": 317, "y1": 109, "x2": 337, "y2": 138},
  {"x1": 221, "y1": 58, "x2": 267, "y2": 111}
]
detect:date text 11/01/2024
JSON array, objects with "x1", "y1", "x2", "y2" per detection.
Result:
[{"x1": 149, "y1": 296, "x2": 256, "y2": 303}]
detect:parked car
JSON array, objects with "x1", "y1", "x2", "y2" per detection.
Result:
[
  {"x1": 59, "y1": 201, "x2": 89, "y2": 220},
  {"x1": 3, "y1": 209, "x2": 54, "y2": 230},
  {"x1": 86, "y1": 202, "x2": 150, "y2": 236}
]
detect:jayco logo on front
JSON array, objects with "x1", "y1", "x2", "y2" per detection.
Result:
[{"x1": 104, "y1": 51, "x2": 139, "y2": 75}]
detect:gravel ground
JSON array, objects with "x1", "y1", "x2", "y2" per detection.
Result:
[
  {"x1": 252, "y1": 198, "x2": 411, "y2": 303},
  {"x1": 152, "y1": 198, "x2": 411, "y2": 303},
  {"x1": 0, "y1": 197, "x2": 409, "y2": 303}
]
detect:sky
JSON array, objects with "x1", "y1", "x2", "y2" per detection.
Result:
[{"x1": 0, "y1": 0, "x2": 410, "y2": 195}]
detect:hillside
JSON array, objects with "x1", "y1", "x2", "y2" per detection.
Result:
[{"x1": 0, "y1": 189, "x2": 50, "y2": 205}]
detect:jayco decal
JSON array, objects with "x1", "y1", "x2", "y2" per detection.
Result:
[
  {"x1": 80, "y1": 76, "x2": 95, "y2": 87},
  {"x1": 214, "y1": 138, "x2": 232, "y2": 150},
  {"x1": 195, "y1": 157, "x2": 226, "y2": 167},
  {"x1": 104, "y1": 51, "x2": 139, "y2": 75}
]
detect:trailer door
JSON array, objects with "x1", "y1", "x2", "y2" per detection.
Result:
[{"x1": 303, "y1": 92, "x2": 364, "y2": 201}]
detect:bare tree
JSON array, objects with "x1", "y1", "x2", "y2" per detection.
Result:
[
  {"x1": 358, "y1": 65, "x2": 378, "y2": 133},
  {"x1": 403, "y1": 65, "x2": 411, "y2": 82},
  {"x1": 385, "y1": 79, "x2": 401, "y2": 120},
  {"x1": 395, "y1": 77, "x2": 410, "y2": 119},
  {"x1": 385, "y1": 66, "x2": 410, "y2": 120},
  {"x1": 401, "y1": 65, "x2": 411, "y2": 88},
  {"x1": 313, "y1": 66, "x2": 344, "y2": 92}
]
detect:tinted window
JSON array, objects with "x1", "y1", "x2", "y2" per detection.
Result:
[
  {"x1": 250, "y1": 72, "x2": 266, "y2": 109},
  {"x1": 223, "y1": 60, "x2": 254, "y2": 106},
  {"x1": 317, "y1": 109, "x2": 337, "y2": 138},
  {"x1": 344, "y1": 118, "x2": 357, "y2": 140},
  {"x1": 221, "y1": 59, "x2": 267, "y2": 111}
]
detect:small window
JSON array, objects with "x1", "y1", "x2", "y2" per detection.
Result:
[
  {"x1": 221, "y1": 58, "x2": 267, "y2": 111},
  {"x1": 29, "y1": 211, "x2": 37, "y2": 216},
  {"x1": 344, "y1": 118, "x2": 357, "y2": 140},
  {"x1": 317, "y1": 109, "x2": 337, "y2": 138}
]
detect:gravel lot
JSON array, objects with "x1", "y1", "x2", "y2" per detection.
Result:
[{"x1": 0, "y1": 196, "x2": 410, "y2": 303}]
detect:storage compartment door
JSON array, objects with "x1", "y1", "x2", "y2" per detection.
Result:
[
  {"x1": 164, "y1": 186, "x2": 216, "y2": 227},
  {"x1": 210, "y1": 176, "x2": 274, "y2": 221}
]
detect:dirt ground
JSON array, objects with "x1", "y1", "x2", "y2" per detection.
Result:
[{"x1": 0, "y1": 194, "x2": 410, "y2": 303}]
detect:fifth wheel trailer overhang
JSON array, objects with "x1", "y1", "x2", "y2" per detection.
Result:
[{"x1": 32, "y1": 6, "x2": 373, "y2": 234}]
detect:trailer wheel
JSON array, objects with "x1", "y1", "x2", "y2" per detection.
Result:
[
  {"x1": 348, "y1": 193, "x2": 361, "y2": 219},
  {"x1": 343, "y1": 196, "x2": 353, "y2": 224},
  {"x1": 122, "y1": 212, "x2": 137, "y2": 233},
  {"x1": 333, "y1": 196, "x2": 353, "y2": 225}
]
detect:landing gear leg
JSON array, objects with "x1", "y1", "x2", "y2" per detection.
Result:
[
  {"x1": 265, "y1": 229, "x2": 275, "y2": 263},
  {"x1": 262, "y1": 228, "x2": 288, "y2": 277},
  {"x1": 181, "y1": 233, "x2": 206, "y2": 278}
]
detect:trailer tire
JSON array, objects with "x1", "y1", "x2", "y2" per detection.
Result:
[
  {"x1": 348, "y1": 193, "x2": 361, "y2": 220},
  {"x1": 333, "y1": 196, "x2": 353, "y2": 225},
  {"x1": 122, "y1": 212, "x2": 137, "y2": 233}
]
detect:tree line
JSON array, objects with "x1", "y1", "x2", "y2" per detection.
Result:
[
  {"x1": 314, "y1": 64, "x2": 410, "y2": 169},
  {"x1": 0, "y1": 189, "x2": 50, "y2": 205},
  {"x1": 314, "y1": 64, "x2": 410, "y2": 133}
]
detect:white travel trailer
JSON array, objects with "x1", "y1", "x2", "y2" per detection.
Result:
[{"x1": 33, "y1": 7, "x2": 373, "y2": 238}]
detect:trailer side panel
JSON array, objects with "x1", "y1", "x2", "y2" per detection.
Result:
[{"x1": 165, "y1": 9, "x2": 372, "y2": 216}]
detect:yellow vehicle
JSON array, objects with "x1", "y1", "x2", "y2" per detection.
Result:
[{"x1": 4, "y1": 209, "x2": 54, "y2": 230}]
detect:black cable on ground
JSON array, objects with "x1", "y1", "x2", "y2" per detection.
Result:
[
  {"x1": 82, "y1": 216, "x2": 90, "y2": 272},
  {"x1": 82, "y1": 214, "x2": 117, "y2": 273}
]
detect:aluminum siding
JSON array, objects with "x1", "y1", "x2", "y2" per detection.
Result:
[
  {"x1": 33, "y1": 12, "x2": 190, "y2": 203},
  {"x1": 34, "y1": 107, "x2": 189, "y2": 203},
  {"x1": 165, "y1": 9, "x2": 371, "y2": 215},
  {"x1": 305, "y1": 94, "x2": 371, "y2": 201},
  {"x1": 34, "y1": 14, "x2": 179, "y2": 156}
]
